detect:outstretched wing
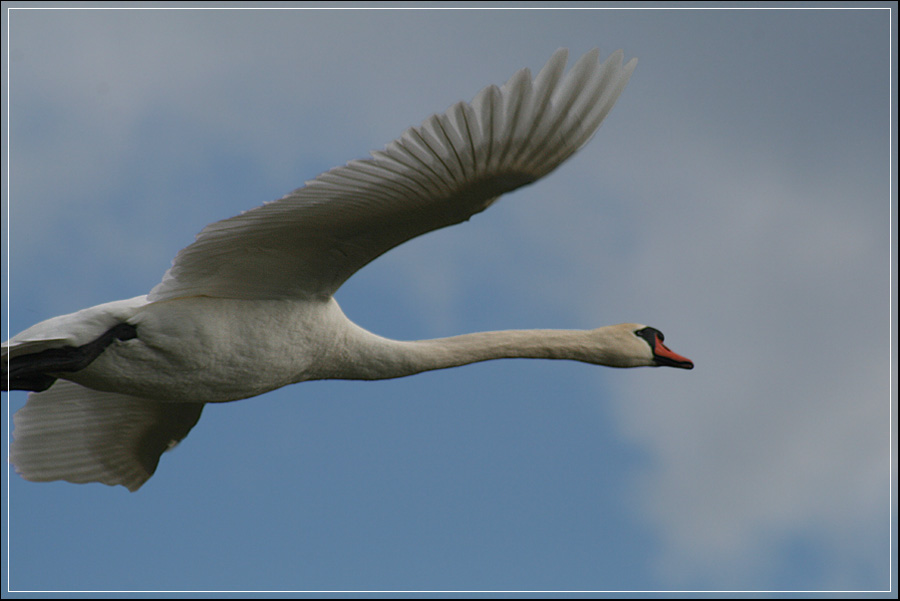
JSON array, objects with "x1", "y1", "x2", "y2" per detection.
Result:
[
  {"x1": 10, "y1": 380, "x2": 203, "y2": 492},
  {"x1": 148, "y1": 48, "x2": 636, "y2": 302}
]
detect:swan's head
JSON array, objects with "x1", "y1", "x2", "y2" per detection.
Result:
[{"x1": 595, "y1": 324, "x2": 694, "y2": 369}]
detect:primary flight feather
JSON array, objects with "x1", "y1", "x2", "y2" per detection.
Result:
[{"x1": 3, "y1": 48, "x2": 692, "y2": 492}]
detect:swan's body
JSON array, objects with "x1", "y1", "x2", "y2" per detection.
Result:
[{"x1": 3, "y1": 49, "x2": 692, "y2": 491}]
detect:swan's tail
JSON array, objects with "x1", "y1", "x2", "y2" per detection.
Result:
[{"x1": 10, "y1": 380, "x2": 203, "y2": 492}]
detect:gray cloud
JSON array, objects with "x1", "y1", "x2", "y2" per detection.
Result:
[{"x1": 5, "y1": 6, "x2": 893, "y2": 592}]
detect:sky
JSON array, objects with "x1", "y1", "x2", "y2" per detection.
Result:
[{"x1": 2, "y1": 3, "x2": 896, "y2": 597}]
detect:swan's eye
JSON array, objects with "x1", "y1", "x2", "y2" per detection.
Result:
[{"x1": 634, "y1": 327, "x2": 655, "y2": 346}]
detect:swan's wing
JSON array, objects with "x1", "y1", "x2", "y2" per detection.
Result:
[
  {"x1": 10, "y1": 380, "x2": 203, "y2": 492},
  {"x1": 148, "y1": 49, "x2": 637, "y2": 302}
]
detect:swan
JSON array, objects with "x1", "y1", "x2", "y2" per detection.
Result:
[{"x1": 3, "y1": 48, "x2": 693, "y2": 492}]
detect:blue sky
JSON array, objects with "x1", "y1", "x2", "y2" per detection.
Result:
[{"x1": 2, "y1": 3, "x2": 896, "y2": 596}]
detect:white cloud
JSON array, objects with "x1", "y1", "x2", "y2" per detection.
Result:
[
  {"x1": 600, "y1": 113, "x2": 891, "y2": 587},
  {"x1": 5, "y1": 6, "x2": 893, "y2": 592}
]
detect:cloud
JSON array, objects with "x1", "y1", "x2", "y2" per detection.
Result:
[
  {"x1": 601, "y1": 107, "x2": 891, "y2": 588},
  {"x1": 5, "y1": 6, "x2": 893, "y2": 592}
]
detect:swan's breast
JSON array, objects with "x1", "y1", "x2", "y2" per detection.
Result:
[{"x1": 70, "y1": 297, "x2": 344, "y2": 402}]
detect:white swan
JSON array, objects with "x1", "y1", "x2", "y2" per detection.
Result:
[{"x1": 3, "y1": 48, "x2": 692, "y2": 492}]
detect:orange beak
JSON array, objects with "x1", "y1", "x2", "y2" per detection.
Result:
[{"x1": 653, "y1": 335, "x2": 694, "y2": 369}]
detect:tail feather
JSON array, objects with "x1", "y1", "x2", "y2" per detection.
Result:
[{"x1": 10, "y1": 380, "x2": 203, "y2": 492}]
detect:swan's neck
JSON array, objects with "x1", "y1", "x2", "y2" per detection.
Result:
[{"x1": 317, "y1": 321, "x2": 622, "y2": 381}]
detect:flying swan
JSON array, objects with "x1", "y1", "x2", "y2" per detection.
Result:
[{"x1": 3, "y1": 48, "x2": 693, "y2": 492}]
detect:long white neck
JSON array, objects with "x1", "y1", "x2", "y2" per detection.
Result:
[{"x1": 314, "y1": 321, "x2": 635, "y2": 382}]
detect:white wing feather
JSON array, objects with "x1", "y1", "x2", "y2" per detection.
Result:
[
  {"x1": 10, "y1": 380, "x2": 203, "y2": 492},
  {"x1": 148, "y1": 49, "x2": 636, "y2": 302}
]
